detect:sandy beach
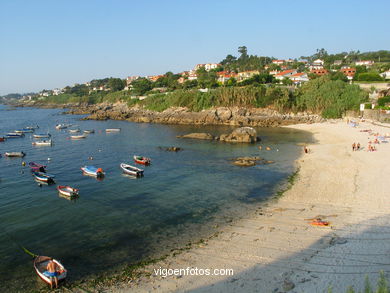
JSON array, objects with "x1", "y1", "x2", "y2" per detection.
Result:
[{"x1": 103, "y1": 120, "x2": 390, "y2": 293}]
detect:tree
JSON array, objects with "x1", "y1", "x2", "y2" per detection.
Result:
[
  {"x1": 329, "y1": 71, "x2": 348, "y2": 82},
  {"x1": 238, "y1": 46, "x2": 248, "y2": 60},
  {"x1": 131, "y1": 78, "x2": 153, "y2": 95},
  {"x1": 221, "y1": 54, "x2": 237, "y2": 65},
  {"x1": 108, "y1": 78, "x2": 125, "y2": 91},
  {"x1": 196, "y1": 67, "x2": 218, "y2": 88},
  {"x1": 356, "y1": 72, "x2": 384, "y2": 82}
]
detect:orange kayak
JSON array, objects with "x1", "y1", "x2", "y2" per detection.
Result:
[{"x1": 310, "y1": 220, "x2": 330, "y2": 226}]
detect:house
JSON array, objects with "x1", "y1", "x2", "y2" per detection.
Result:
[
  {"x1": 272, "y1": 60, "x2": 285, "y2": 65},
  {"x1": 126, "y1": 76, "x2": 140, "y2": 85},
  {"x1": 290, "y1": 72, "x2": 309, "y2": 83},
  {"x1": 274, "y1": 69, "x2": 297, "y2": 80},
  {"x1": 52, "y1": 88, "x2": 63, "y2": 96},
  {"x1": 269, "y1": 70, "x2": 280, "y2": 76},
  {"x1": 355, "y1": 60, "x2": 374, "y2": 67},
  {"x1": 309, "y1": 59, "x2": 324, "y2": 70},
  {"x1": 237, "y1": 70, "x2": 260, "y2": 81},
  {"x1": 380, "y1": 70, "x2": 390, "y2": 80},
  {"x1": 146, "y1": 75, "x2": 164, "y2": 82},
  {"x1": 194, "y1": 64, "x2": 206, "y2": 71},
  {"x1": 177, "y1": 77, "x2": 186, "y2": 84},
  {"x1": 340, "y1": 67, "x2": 356, "y2": 80},
  {"x1": 216, "y1": 71, "x2": 237, "y2": 83},
  {"x1": 194, "y1": 63, "x2": 220, "y2": 71},
  {"x1": 310, "y1": 69, "x2": 328, "y2": 76},
  {"x1": 188, "y1": 73, "x2": 198, "y2": 81},
  {"x1": 333, "y1": 60, "x2": 342, "y2": 66}
]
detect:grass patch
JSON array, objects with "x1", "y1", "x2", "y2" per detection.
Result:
[{"x1": 274, "y1": 168, "x2": 300, "y2": 198}]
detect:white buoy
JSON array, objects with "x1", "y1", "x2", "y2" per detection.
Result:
[{"x1": 47, "y1": 158, "x2": 51, "y2": 161}]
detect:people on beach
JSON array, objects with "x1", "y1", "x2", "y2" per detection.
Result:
[
  {"x1": 357, "y1": 143, "x2": 360, "y2": 151},
  {"x1": 352, "y1": 143, "x2": 356, "y2": 151},
  {"x1": 46, "y1": 258, "x2": 59, "y2": 289},
  {"x1": 304, "y1": 146, "x2": 309, "y2": 154}
]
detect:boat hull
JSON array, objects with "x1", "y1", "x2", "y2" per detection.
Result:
[
  {"x1": 34, "y1": 256, "x2": 67, "y2": 285},
  {"x1": 133, "y1": 155, "x2": 151, "y2": 165},
  {"x1": 120, "y1": 163, "x2": 143, "y2": 177},
  {"x1": 57, "y1": 186, "x2": 79, "y2": 197}
]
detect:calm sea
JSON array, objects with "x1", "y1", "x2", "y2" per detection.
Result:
[{"x1": 0, "y1": 105, "x2": 312, "y2": 291}]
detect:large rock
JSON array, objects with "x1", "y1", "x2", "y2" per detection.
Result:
[
  {"x1": 177, "y1": 133, "x2": 214, "y2": 140},
  {"x1": 216, "y1": 107, "x2": 232, "y2": 121},
  {"x1": 219, "y1": 127, "x2": 258, "y2": 143}
]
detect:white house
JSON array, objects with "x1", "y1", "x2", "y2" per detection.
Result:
[
  {"x1": 274, "y1": 69, "x2": 297, "y2": 80},
  {"x1": 272, "y1": 60, "x2": 285, "y2": 65},
  {"x1": 309, "y1": 59, "x2": 324, "y2": 70},
  {"x1": 380, "y1": 70, "x2": 390, "y2": 79},
  {"x1": 355, "y1": 60, "x2": 374, "y2": 67},
  {"x1": 290, "y1": 72, "x2": 309, "y2": 83}
]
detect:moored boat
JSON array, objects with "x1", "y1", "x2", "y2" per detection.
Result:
[
  {"x1": 5, "y1": 132, "x2": 24, "y2": 138},
  {"x1": 15, "y1": 128, "x2": 34, "y2": 133},
  {"x1": 32, "y1": 139, "x2": 52, "y2": 146},
  {"x1": 33, "y1": 133, "x2": 51, "y2": 138},
  {"x1": 33, "y1": 171, "x2": 55, "y2": 183},
  {"x1": 69, "y1": 128, "x2": 80, "y2": 133},
  {"x1": 33, "y1": 256, "x2": 67, "y2": 285},
  {"x1": 57, "y1": 185, "x2": 79, "y2": 197},
  {"x1": 29, "y1": 162, "x2": 46, "y2": 172},
  {"x1": 0, "y1": 137, "x2": 5, "y2": 142},
  {"x1": 133, "y1": 155, "x2": 151, "y2": 165},
  {"x1": 120, "y1": 163, "x2": 144, "y2": 177},
  {"x1": 106, "y1": 128, "x2": 121, "y2": 132},
  {"x1": 55, "y1": 124, "x2": 67, "y2": 130},
  {"x1": 5, "y1": 151, "x2": 25, "y2": 157},
  {"x1": 25, "y1": 125, "x2": 39, "y2": 130},
  {"x1": 81, "y1": 166, "x2": 105, "y2": 177},
  {"x1": 83, "y1": 129, "x2": 95, "y2": 134},
  {"x1": 70, "y1": 135, "x2": 86, "y2": 139}
]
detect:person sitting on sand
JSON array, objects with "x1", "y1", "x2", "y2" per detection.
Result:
[{"x1": 46, "y1": 258, "x2": 59, "y2": 289}]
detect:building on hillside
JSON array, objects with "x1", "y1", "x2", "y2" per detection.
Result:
[
  {"x1": 194, "y1": 63, "x2": 220, "y2": 71},
  {"x1": 269, "y1": 70, "x2": 280, "y2": 76},
  {"x1": 310, "y1": 69, "x2": 328, "y2": 76},
  {"x1": 274, "y1": 69, "x2": 298, "y2": 80},
  {"x1": 355, "y1": 60, "x2": 374, "y2": 67},
  {"x1": 309, "y1": 59, "x2": 324, "y2": 70},
  {"x1": 380, "y1": 70, "x2": 390, "y2": 80},
  {"x1": 177, "y1": 77, "x2": 186, "y2": 84},
  {"x1": 216, "y1": 71, "x2": 237, "y2": 84},
  {"x1": 333, "y1": 60, "x2": 343, "y2": 66},
  {"x1": 146, "y1": 75, "x2": 164, "y2": 82},
  {"x1": 272, "y1": 60, "x2": 285, "y2": 65},
  {"x1": 290, "y1": 72, "x2": 309, "y2": 83},
  {"x1": 236, "y1": 70, "x2": 260, "y2": 81},
  {"x1": 126, "y1": 76, "x2": 140, "y2": 85},
  {"x1": 188, "y1": 72, "x2": 198, "y2": 81},
  {"x1": 52, "y1": 88, "x2": 63, "y2": 96},
  {"x1": 285, "y1": 59, "x2": 295, "y2": 63},
  {"x1": 180, "y1": 71, "x2": 190, "y2": 77},
  {"x1": 340, "y1": 67, "x2": 356, "y2": 80}
]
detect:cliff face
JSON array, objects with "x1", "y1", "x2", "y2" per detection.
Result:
[{"x1": 66, "y1": 103, "x2": 323, "y2": 127}]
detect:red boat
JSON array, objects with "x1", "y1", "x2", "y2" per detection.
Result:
[
  {"x1": 133, "y1": 155, "x2": 151, "y2": 165},
  {"x1": 0, "y1": 137, "x2": 5, "y2": 142}
]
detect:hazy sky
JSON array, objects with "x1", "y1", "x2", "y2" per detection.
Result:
[{"x1": 0, "y1": 0, "x2": 389, "y2": 95}]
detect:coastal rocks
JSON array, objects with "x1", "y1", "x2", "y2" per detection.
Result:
[
  {"x1": 232, "y1": 156, "x2": 274, "y2": 167},
  {"x1": 216, "y1": 107, "x2": 232, "y2": 121},
  {"x1": 176, "y1": 133, "x2": 214, "y2": 140},
  {"x1": 158, "y1": 146, "x2": 182, "y2": 152},
  {"x1": 219, "y1": 127, "x2": 258, "y2": 143}
]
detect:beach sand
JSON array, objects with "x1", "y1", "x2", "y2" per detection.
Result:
[{"x1": 104, "y1": 120, "x2": 390, "y2": 293}]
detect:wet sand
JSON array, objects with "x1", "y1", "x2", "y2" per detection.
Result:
[{"x1": 103, "y1": 120, "x2": 390, "y2": 293}]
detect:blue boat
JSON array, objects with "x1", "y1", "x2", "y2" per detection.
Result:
[
  {"x1": 81, "y1": 166, "x2": 105, "y2": 177},
  {"x1": 5, "y1": 132, "x2": 24, "y2": 138},
  {"x1": 33, "y1": 171, "x2": 55, "y2": 183},
  {"x1": 15, "y1": 129, "x2": 34, "y2": 133}
]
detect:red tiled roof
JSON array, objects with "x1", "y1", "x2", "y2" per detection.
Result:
[{"x1": 275, "y1": 70, "x2": 295, "y2": 76}]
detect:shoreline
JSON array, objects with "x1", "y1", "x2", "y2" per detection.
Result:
[
  {"x1": 7, "y1": 101, "x2": 323, "y2": 127},
  {"x1": 93, "y1": 119, "x2": 390, "y2": 293}
]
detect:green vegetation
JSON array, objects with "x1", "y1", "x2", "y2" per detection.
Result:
[
  {"x1": 356, "y1": 72, "x2": 385, "y2": 82},
  {"x1": 327, "y1": 272, "x2": 389, "y2": 293}
]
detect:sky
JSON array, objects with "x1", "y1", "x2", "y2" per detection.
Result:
[{"x1": 0, "y1": 0, "x2": 389, "y2": 95}]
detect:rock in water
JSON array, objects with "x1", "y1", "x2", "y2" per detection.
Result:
[
  {"x1": 177, "y1": 133, "x2": 214, "y2": 140},
  {"x1": 219, "y1": 127, "x2": 258, "y2": 143}
]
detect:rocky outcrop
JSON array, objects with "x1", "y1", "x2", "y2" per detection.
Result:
[
  {"x1": 232, "y1": 156, "x2": 275, "y2": 167},
  {"x1": 177, "y1": 133, "x2": 214, "y2": 140},
  {"x1": 40, "y1": 102, "x2": 323, "y2": 127},
  {"x1": 158, "y1": 146, "x2": 182, "y2": 152},
  {"x1": 219, "y1": 127, "x2": 258, "y2": 143}
]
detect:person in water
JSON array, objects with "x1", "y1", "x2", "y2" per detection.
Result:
[{"x1": 46, "y1": 258, "x2": 59, "y2": 289}]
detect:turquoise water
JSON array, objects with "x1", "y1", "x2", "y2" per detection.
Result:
[{"x1": 0, "y1": 105, "x2": 312, "y2": 291}]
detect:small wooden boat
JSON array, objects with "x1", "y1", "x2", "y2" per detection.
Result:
[
  {"x1": 5, "y1": 151, "x2": 25, "y2": 157},
  {"x1": 133, "y1": 155, "x2": 151, "y2": 165},
  {"x1": 69, "y1": 128, "x2": 80, "y2": 133},
  {"x1": 83, "y1": 129, "x2": 95, "y2": 134},
  {"x1": 25, "y1": 125, "x2": 39, "y2": 130},
  {"x1": 33, "y1": 256, "x2": 67, "y2": 285},
  {"x1": 15, "y1": 128, "x2": 34, "y2": 133},
  {"x1": 55, "y1": 124, "x2": 67, "y2": 130},
  {"x1": 120, "y1": 163, "x2": 144, "y2": 177},
  {"x1": 29, "y1": 162, "x2": 46, "y2": 172},
  {"x1": 32, "y1": 139, "x2": 52, "y2": 146},
  {"x1": 33, "y1": 171, "x2": 55, "y2": 183},
  {"x1": 5, "y1": 132, "x2": 24, "y2": 138},
  {"x1": 57, "y1": 185, "x2": 79, "y2": 197},
  {"x1": 81, "y1": 166, "x2": 105, "y2": 177},
  {"x1": 70, "y1": 135, "x2": 86, "y2": 139},
  {"x1": 106, "y1": 128, "x2": 121, "y2": 132},
  {"x1": 0, "y1": 137, "x2": 5, "y2": 142},
  {"x1": 33, "y1": 133, "x2": 51, "y2": 138}
]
